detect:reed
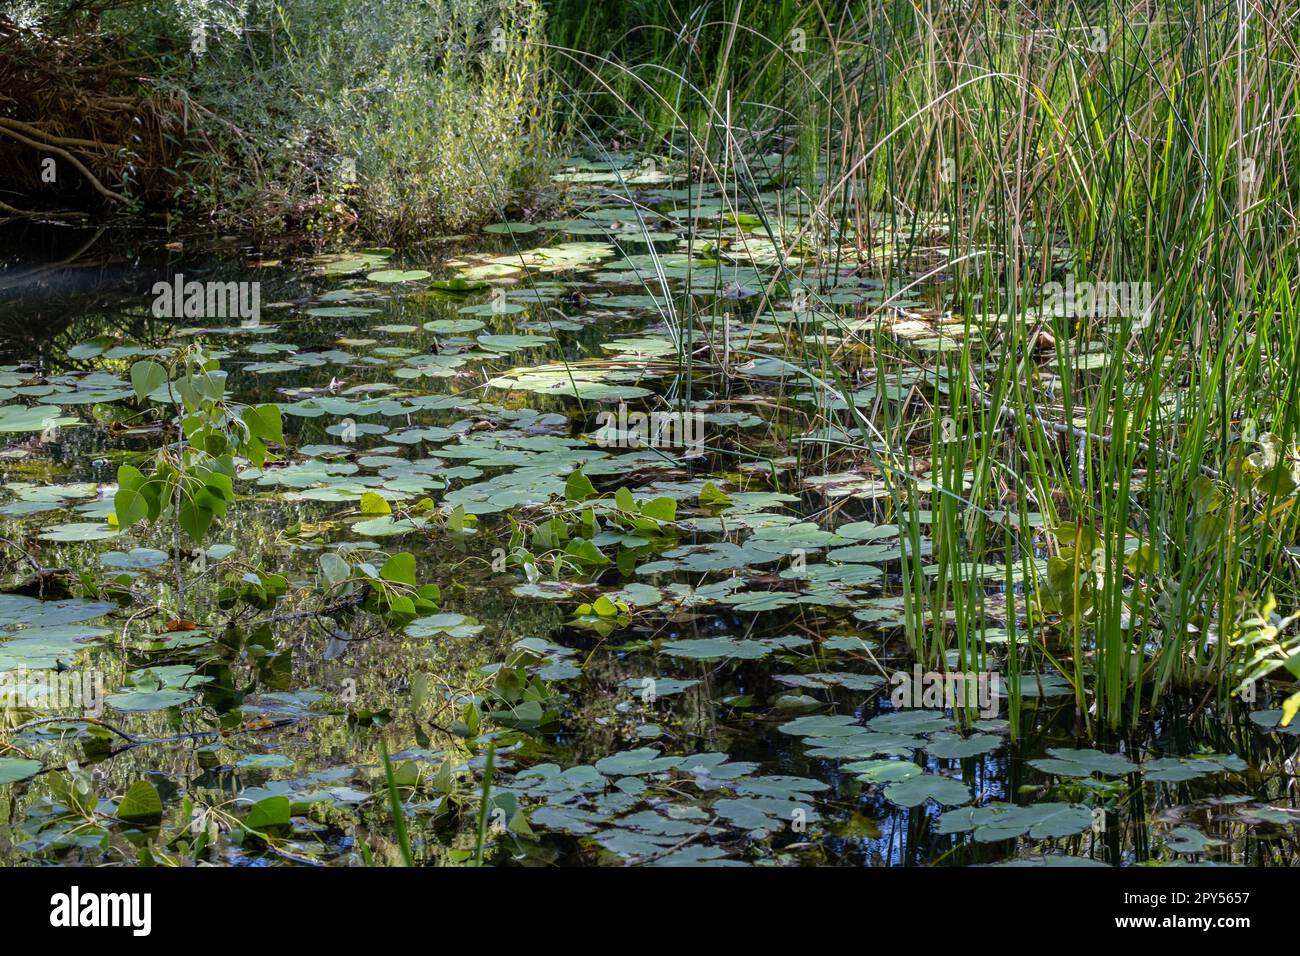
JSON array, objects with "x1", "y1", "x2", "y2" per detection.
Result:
[{"x1": 548, "y1": 0, "x2": 1300, "y2": 729}]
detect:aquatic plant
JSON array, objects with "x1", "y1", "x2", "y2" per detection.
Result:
[
  {"x1": 544, "y1": 0, "x2": 1300, "y2": 729},
  {"x1": 1, "y1": 0, "x2": 1298, "y2": 872}
]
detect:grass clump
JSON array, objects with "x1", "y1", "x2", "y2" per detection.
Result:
[{"x1": 545, "y1": 0, "x2": 1300, "y2": 730}]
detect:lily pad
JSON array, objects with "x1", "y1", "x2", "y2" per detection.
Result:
[
  {"x1": 0, "y1": 757, "x2": 42, "y2": 785},
  {"x1": 1029, "y1": 748, "x2": 1138, "y2": 778},
  {"x1": 937, "y1": 802, "x2": 1093, "y2": 841},
  {"x1": 882, "y1": 773, "x2": 972, "y2": 808}
]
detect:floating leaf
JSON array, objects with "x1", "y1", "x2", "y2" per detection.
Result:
[
  {"x1": 937, "y1": 802, "x2": 1093, "y2": 841},
  {"x1": 1142, "y1": 753, "x2": 1247, "y2": 782},
  {"x1": 1029, "y1": 748, "x2": 1138, "y2": 778},
  {"x1": 882, "y1": 773, "x2": 971, "y2": 808},
  {"x1": 38, "y1": 521, "x2": 119, "y2": 542},
  {"x1": 367, "y1": 269, "x2": 431, "y2": 283},
  {"x1": 245, "y1": 794, "x2": 292, "y2": 831},
  {"x1": 0, "y1": 405, "x2": 77, "y2": 433},
  {"x1": 0, "y1": 757, "x2": 41, "y2": 785}
]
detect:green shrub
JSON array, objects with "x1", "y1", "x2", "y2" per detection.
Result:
[
  {"x1": 179, "y1": 0, "x2": 554, "y2": 242},
  {"x1": 4, "y1": 0, "x2": 554, "y2": 244}
]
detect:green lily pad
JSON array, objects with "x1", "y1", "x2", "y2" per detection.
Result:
[
  {"x1": 477, "y1": 334, "x2": 556, "y2": 352},
  {"x1": 1142, "y1": 753, "x2": 1247, "y2": 782},
  {"x1": 0, "y1": 757, "x2": 42, "y2": 785},
  {"x1": 844, "y1": 759, "x2": 922, "y2": 784},
  {"x1": 106, "y1": 689, "x2": 195, "y2": 712},
  {"x1": 1029, "y1": 748, "x2": 1138, "y2": 777},
  {"x1": 366, "y1": 269, "x2": 431, "y2": 283},
  {"x1": 100, "y1": 548, "x2": 169, "y2": 570},
  {"x1": 882, "y1": 773, "x2": 972, "y2": 808},
  {"x1": 777, "y1": 714, "x2": 861, "y2": 737},
  {"x1": 37, "y1": 521, "x2": 119, "y2": 542},
  {"x1": 0, "y1": 405, "x2": 77, "y2": 433},
  {"x1": 660, "y1": 637, "x2": 777, "y2": 660},
  {"x1": 926, "y1": 733, "x2": 1002, "y2": 759},
  {"x1": 1249, "y1": 709, "x2": 1300, "y2": 735},
  {"x1": 937, "y1": 802, "x2": 1093, "y2": 841},
  {"x1": 245, "y1": 794, "x2": 292, "y2": 831}
]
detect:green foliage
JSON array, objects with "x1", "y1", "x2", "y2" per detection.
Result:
[
  {"x1": 244, "y1": 795, "x2": 292, "y2": 834},
  {"x1": 8, "y1": 0, "x2": 1300, "y2": 871},
  {"x1": 486, "y1": 648, "x2": 560, "y2": 730},
  {"x1": 311, "y1": 549, "x2": 441, "y2": 628},
  {"x1": 571, "y1": 594, "x2": 631, "y2": 636},
  {"x1": 501, "y1": 474, "x2": 681, "y2": 589},
  {"x1": 1231, "y1": 594, "x2": 1300, "y2": 715},
  {"x1": 177, "y1": 0, "x2": 555, "y2": 240},
  {"x1": 217, "y1": 570, "x2": 289, "y2": 612},
  {"x1": 116, "y1": 780, "x2": 164, "y2": 825},
  {"x1": 9, "y1": 0, "x2": 554, "y2": 241},
  {"x1": 114, "y1": 350, "x2": 282, "y2": 546},
  {"x1": 1036, "y1": 523, "x2": 1104, "y2": 621},
  {"x1": 380, "y1": 739, "x2": 414, "y2": 866}
]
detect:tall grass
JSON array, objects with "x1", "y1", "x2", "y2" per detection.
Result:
[
  {"x1": 380, "y1": 737, "x2": 414, "y2": 866},
  {"x1": 548, "y1": 0, "x2": 1300, "y2": 730}
]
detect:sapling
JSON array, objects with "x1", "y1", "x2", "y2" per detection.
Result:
[{"x1": 113, "y1": 347, "x2": 282, "y2": 617}]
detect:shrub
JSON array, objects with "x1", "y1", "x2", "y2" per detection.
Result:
[
  {"x1": 1, "y1": 0, "x2": 555, "y2": 244},
  {"x1": 184, "y1": 0, "x2": 554, "y2": 242}
]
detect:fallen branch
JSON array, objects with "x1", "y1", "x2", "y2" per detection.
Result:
[
  {"x1": 7, "y1": 717, "x2": 303, "y2": 779},
  {"x1": 0, "y1": 116, "x2": 109, "y2": 151},
  {"x1": 972, "y1": 386, "x2": 1221, "y2": 480},
  {"x1": 3, "y1": 715, "x2": 138, "y2": 744},
  {"x1": 0, "y1": 122, "x2": 128, "y2": 204}
]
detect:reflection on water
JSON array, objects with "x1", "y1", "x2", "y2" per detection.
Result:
[{"x1": 0, "y1": 217, "x2": 1296, "y2": 868}]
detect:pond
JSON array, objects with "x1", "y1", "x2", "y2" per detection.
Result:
[{"x1": 0, "y1": 160, "x2": 1297, "y2": 868}]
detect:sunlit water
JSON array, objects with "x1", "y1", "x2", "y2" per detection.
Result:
[{"x1": 0, "y1": 202, "x2": 1297, "y2": 867}]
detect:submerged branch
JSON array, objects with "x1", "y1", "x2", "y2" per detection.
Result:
[{"x1": 245, "y1": 590, "x2": 367, "y2": 628}]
